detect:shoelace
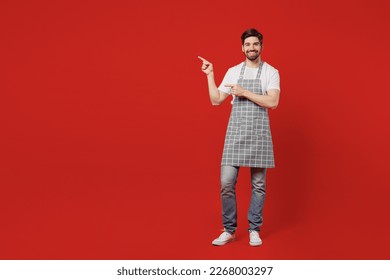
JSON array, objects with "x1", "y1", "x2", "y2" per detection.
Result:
[{"x1": 220, "y1": 232, "x2": 231, "y2": 239}]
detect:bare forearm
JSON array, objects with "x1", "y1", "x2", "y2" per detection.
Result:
[
  {"x1": 207, "y1": 73, "x2": 224, "y2": 105},
  {"x1": 242, "y1": 90, "x2": 279, "y2": 109},
  {"x1": 198, "y1": 56, "x2": 229, "y2": 105}
]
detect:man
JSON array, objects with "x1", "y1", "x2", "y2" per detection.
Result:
[{"x1": 198, "y1": 28, "x2": 280, "y2": 246}]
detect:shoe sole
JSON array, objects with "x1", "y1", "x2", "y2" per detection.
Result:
[{"x1": 249, "y1": 241, "x2": 262, "y2": 246}]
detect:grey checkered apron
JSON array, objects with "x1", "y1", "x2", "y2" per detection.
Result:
[{"x1": 221, "y1": 61, "x2": 275, "y2": 168}]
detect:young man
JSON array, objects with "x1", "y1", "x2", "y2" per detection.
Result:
[{"x1": 198, "y1": 28, "x2": 280, "y2": 246}]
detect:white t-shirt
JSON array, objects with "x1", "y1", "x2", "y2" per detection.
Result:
[{"x1": 218, "y1": 61, "x2": 280, "y2": 97}]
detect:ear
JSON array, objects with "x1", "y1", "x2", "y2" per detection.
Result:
[{"x1": 242, "y1": 45, "x2": 244, "y2": 53}]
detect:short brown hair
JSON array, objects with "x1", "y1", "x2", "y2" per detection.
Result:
[{"x1": 241, "y1": 28, "x2": 263, "y2": 45}]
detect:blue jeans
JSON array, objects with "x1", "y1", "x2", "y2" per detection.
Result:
[{"x1": 220, "y1": 166, "x2": 267, "y2": 234}]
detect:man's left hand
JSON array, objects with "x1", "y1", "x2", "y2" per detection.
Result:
[{"x1": 225, "y1": 84, "x2": 246, "y2": 97}]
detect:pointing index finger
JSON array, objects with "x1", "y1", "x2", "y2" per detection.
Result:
[{"x1": 198, "y1": 56, "x2": 209, "y2": 63}]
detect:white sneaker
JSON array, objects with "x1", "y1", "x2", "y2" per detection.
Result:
[
  {"x1": 212, "y1": 231, "x2": 235, "y2": 246},
  {"x1": 249, "y1": 230, "x2": 262, "y2": 246}
]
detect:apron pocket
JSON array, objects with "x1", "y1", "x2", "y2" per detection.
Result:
[
  {"x1": 226, "y1": 118, "x2": 241, "y2": 136},
  {"x1": 255, "y1": 129, "x2": 270, "y2": 140}
]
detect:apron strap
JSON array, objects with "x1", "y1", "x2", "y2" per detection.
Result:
[
  {"x1": 256, "y1": 61, "x2": 263, "y2": 79},
  {"x1": 238, "y1": 62, "x2": 246, "y2": 80}
]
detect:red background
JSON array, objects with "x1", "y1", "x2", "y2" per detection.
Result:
[{"x1": 1, "y1": 0, "x2": 390, "y2": 259}]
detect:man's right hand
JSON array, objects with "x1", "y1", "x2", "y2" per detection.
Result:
[{"x1": 198, "y1": 56, "x2": 213, "y2": 75}]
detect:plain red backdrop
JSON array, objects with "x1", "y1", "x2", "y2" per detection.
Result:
[{"x1": 1, "y1": 0, "x2": 390, "y2": 259}]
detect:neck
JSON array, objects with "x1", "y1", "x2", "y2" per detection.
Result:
[{"x1": 245, "y1": 56, "x2": 262, "y2": 68}]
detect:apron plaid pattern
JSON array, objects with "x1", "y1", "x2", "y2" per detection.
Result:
[{"x1": 221, "y1": 61, "x2": 275, "y2": 168}]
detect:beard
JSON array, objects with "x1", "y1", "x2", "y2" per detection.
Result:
[{"x1": 245, "y1": 50, "x2": 260, "y2": 61}]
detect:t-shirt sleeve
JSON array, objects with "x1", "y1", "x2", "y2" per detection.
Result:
[
  {"x1": 218, "y1": 69, "x2": 233, "y2": 94},
  {"x1": 267, "y1": 70, "x2": 280, "y2": 92}
]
